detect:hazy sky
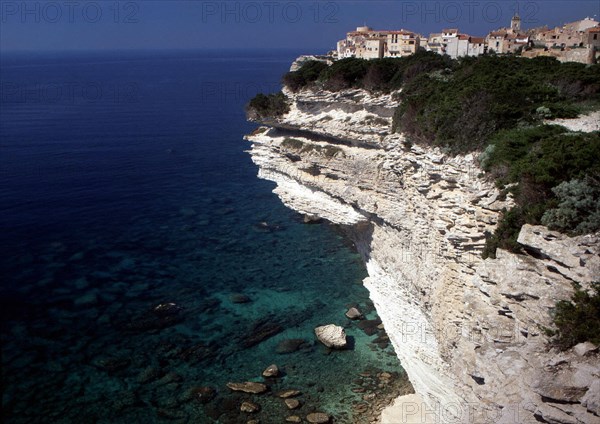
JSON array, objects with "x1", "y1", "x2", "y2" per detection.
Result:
[{"x1": 1, "y1": 0, "x2": 599, "y2": 52}]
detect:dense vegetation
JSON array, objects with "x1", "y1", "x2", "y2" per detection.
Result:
[
  {"x1": 549, "y1": 283, "x2": 600, "y2": 350},
  {"x1": 480, "y1": 126, "x2": 600, "y2": 257},
  {"x1": 393, "y1": 55, "x2": 599, "y2": 153},
  {"x1": 282, "y1": 51, "x2": 452, "y2": 93},
  {"x1": 246, "y1": 92, "x2": 289, "y2": 120}
]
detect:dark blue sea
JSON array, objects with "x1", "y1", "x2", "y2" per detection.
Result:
[{"x1": 0, "y1": 50, "x2": 404, "y2": 423}]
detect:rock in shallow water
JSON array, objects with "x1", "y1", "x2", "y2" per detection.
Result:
[
  {"x1": 240, "y1": 401, "x2": 260, "y2": 413},
  {"x1": 230, "y1": 293, "x2": 252, "y2": 304},
  {"x1": 276, "y1": 338, "x2": 309, "y2": 354},
  {"x1": 277, "y1": 389, "x2": 301, "y2": 398},
  {"x1": 285, "y1": 398, "x2": 301, "y2": 409},
  {"x1": 303, "y1": 214, "x2": 323, "y2": 224},
  {"x1": 192, "y1": 386, "x2": 216, "y2": 404},
  {"x1": 242, "y1": 317, "x2": 284, "y2": 348},
  {"x1": 306, "y1": 412, "x2": 331, "y2": 423},
  {"x1": 262, "y1": 364, "x2": 279, "y2": 378},
  {"x1": 226, "y1": 382, "x2": 268, "y2": 394},
  {"x1": 345, "y1": 307, "x2": 362, "y2": 320},
  {"x1": 314, "y1": 324, "x2": 347, "y2": 349}
]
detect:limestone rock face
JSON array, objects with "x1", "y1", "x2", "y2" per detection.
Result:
[
  {"x1": 582, "y1": 379, "x2": 600, "y2": 415},
  {"x1": 244, "y1": 79, "x2": 600, "y2": 423},
  {"x1": 314, "y1": 324, "x2": 347, "y2": 349}
]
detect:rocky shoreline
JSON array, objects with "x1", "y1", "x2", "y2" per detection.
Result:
[{"x1": 197, "y1": 311, "x2": 414, "y2": 423}]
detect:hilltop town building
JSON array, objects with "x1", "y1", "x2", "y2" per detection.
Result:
[
  {"x1": 336, "y1": 26, "x2": 420, "y2": 60},
  {"x1": 523, "y1": 17, "x2": 599, "y2": 63},
  {"x1": 335, "y1": 16, "x2": 599, "y2": 64}
]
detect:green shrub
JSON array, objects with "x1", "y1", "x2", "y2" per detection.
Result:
[
  {"x1": 281, "y1": 138, "x2": 344, "y2": 158},
  {"x1": 246, "y1": 92, "x2": 290, "y2": 120},
  {"x1": 394, "y1": 56, "x2": 600, "y2": 153},
  {"x1": 542, "y1": 177, "x2": 600, "y2": 234},
  {"x1": 281, "y1": 51, "x2": 453, "y2": 94},
  {"x1": 282, "y1": 60, "x2": 329, "y2": 92},
  {"x1": 482, "y1": 207, "x2": 527, "y2": 259},
  {"x1": 552, "y1": 283, "x2": 600, "y2": 350},
  {"x1": 281, "y1": 138, "x2": 304, "y2": 150},
  {"x1": 481, "y1": 127, "x2": 600, "y2": 256}
]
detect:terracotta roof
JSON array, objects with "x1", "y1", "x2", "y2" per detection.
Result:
[
  {"x1": 458, "y1": 34, "x2": 470, "y2": 40},
  {"x1": 443, "y1": 28, "x2": 458, "y2": 33},
  {"x1": 588, "y1": 27, "x2": 600, "y2": 33},
  {"x1": 470, "y1": 37, "x2": 485, "y2": 44}
]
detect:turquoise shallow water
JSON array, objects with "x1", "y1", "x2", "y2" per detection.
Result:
[{"x1": 0, "y1": 50, "x2": 405, "y2": 423}]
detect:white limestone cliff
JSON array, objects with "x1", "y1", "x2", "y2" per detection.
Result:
[{"x1": 244, "y1": 76, "x2": 600, "y2": 423}]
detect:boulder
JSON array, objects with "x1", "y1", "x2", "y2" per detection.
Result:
[
  {"x1": 314, "y1": 324, "x2": 347, "y2": 349},
  {"x1": 241, "y1": 401, "x2": 261, "y2": 413},
  {"x1": 345, "y1": 307, "x2": 362, "y2": 320},
  {"x1": 574, "y1": 342, "x2": 598, "y2": 357},
  {"x1": 278, "y1": 389, "x2": 301, "y2": 398},
  {"x1": 303, "y1": 214, "x2": 322, "y2": 224},
  {"x1": 286, "y1": 416, "x2": 302, "y2": 423},
  {"x1": 532, "y1": 365, "x2": 593, "y2": 402},
  {"x1": 582, "y1": 379, "x2": 600, "y2": 415},
  {"x1": 285, "y1": 398, "x2": 301, "y2": 409},
  {"x1": 306, "y1": 412, "x2": 330, "y2": 423},
  {"x1": 226, "y1": 382, "x2": 268, "y2": 394},
  {"x1": 262, "y1": 364, "x2": 280, "y2": 378}
]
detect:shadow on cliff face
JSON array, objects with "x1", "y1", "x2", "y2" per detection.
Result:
[{"x1": 344, "y1": 221, "x2": 375, "y2": 264}]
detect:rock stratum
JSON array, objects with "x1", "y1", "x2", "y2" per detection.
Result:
[{"x1": 244, "y1": 60, "x2": 600, "y2": 423}]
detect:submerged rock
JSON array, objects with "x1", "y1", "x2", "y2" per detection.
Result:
[
  {"x1": 241, "y1": 317, "x2": 284, "y2": 348},
  {"x1": 94, "y1": 357, "x2": 131, "y2": 373},
  {"x1": 226, "y1": 382, "x2": 268, "y2": 394},
  {"x1": 356, "y1": 318, "x2": 381, "y2": 336},
  {"x1": 314, "y1": 324, "x2": 347, "y2": 349},
  {"x1": 153, "y1": 302, "x2": 181, "y2": 316},
  {"x1": 192, "y1": 386, "x2": 216, "y2": 404},
  {"x1": 136, "y1": 366, "x2": 162, "y2": 384},
  {"x1": 276, "y1": 338, "x2": 309, "y2": 354},
  {"x1": 230, "y1": 293, "x2": 252, "y2": 304}
]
